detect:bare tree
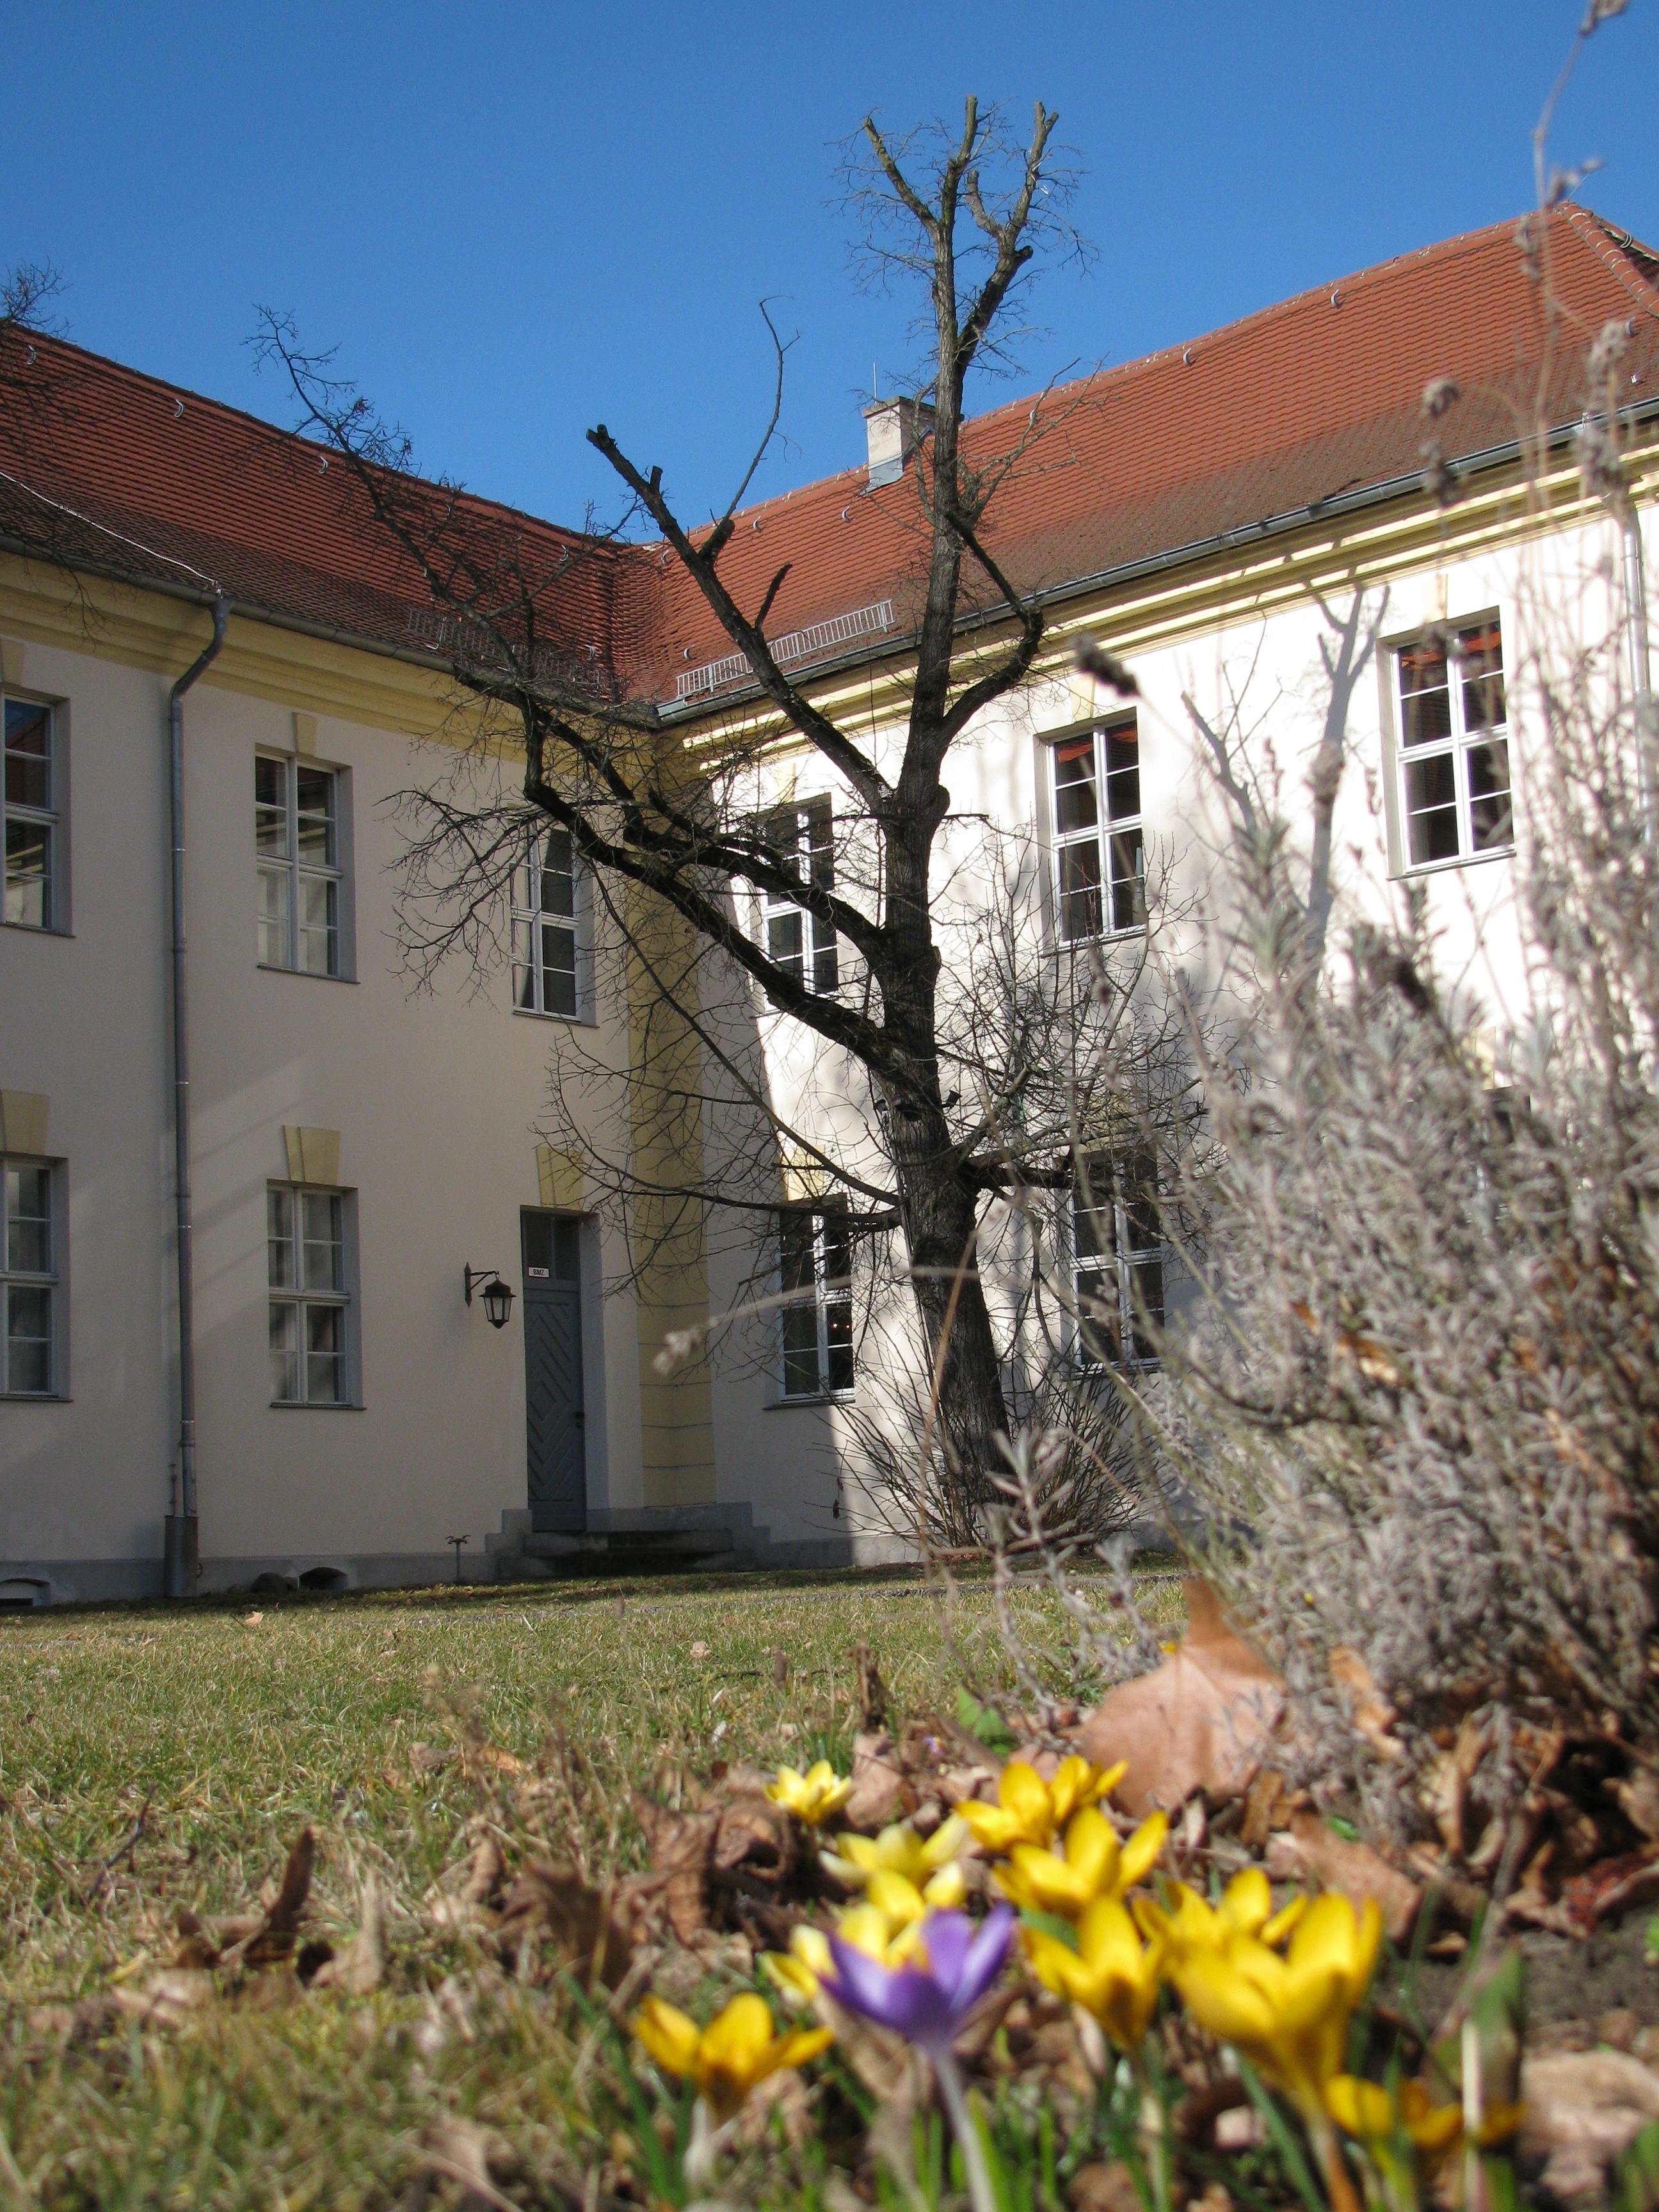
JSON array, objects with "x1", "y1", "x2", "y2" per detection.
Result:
[{"x1": 257, "y1": 99, "x2": 1114, "y2": 1516}]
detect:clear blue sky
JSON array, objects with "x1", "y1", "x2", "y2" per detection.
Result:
[{"x1": 7, "y1": 1, "x2": 1656, "y2": 531}]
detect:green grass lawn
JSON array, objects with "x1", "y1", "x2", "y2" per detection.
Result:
[{"x1": 0, "y1": 1567, "x2": 1181, "y2": 2211}]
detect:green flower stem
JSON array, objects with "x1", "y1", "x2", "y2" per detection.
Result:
[
  {"x1": 934, "y1": 2048, "x2": 1001, "y2": 2212},
  {"x1": 1129, "y1": 2051, "x2": 1174, "y2": 2212}
]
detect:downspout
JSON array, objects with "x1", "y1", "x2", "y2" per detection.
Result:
[{"x1": 162, "y1": 597, "x2": 230, "y2": 1600}]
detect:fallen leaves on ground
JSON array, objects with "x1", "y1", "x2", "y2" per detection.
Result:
[
  {"x1": 1521, "y1": 2048, "x2": 1659, "y2": 2198},
  {"x1": 1075, "y1": 1580, "x2": 1284, "y2": 1816}
]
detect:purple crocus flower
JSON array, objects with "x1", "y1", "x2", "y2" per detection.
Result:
[{"x1": 824, "y1": 1907, "x2": 1016, "y2": 2053}]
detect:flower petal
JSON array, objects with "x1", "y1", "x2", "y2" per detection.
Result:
[
  {"x1": 999, "y1": 1762, "x2": 1054, "y2": 1842},
  {"x1": 952, "y1": 1905, "x2": 1017, "y2": 2014},
  {"x1": 634, "y1": 1994, "x2": 702, "y2": 2079},
  {"x1": 1117, "y1": 1811, "x2": 1168, "y2": 1892}
]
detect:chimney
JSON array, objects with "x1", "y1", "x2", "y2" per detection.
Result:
[{"x1": 862, "y1": 394, "x2": 935, "y2": 488}]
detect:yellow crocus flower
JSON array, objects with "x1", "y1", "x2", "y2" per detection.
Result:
[
  {"x1": 1327, "y1": 2074, "x2": 1463, "y2": 2165},
  {"x1": 1135, "y1": 1866, "x2": 1306, "y2": 1955},
  {"x1": 958, "y1": 1757, "x2": 1128, "y2": 1856},
  {"x1": 995, "y1": 1806, "x2": 1167, "y2": 1918},
  {"x1": 1026, "y1": 1896, "x2": 1166, "y2": 2051},
  {"x1": 1170, "y1": 1892, "x2": 1382, "y2": 2121},
  {"x1": 633, "y1": 1991, "x2": 832, "y2": 2122},
  {"x1": 764, "y1": 1759, "x2": 853, "y2": 1827},
  {"x1": 821, "y1": 1813, "x2": 969, "y2": 1893},
  {"x1": 760, "y1": 1896, "x2": 929, "y2": 2006}
]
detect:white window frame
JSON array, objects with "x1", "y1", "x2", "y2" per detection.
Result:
[
  {"x1": 777, "y1": 1205, "x2": 854, "y2": 1400},
  {"x1": 511, "y1": 826, "x2": 590, "y2": 1020},
  {"x1": 3, "y1": 693, "x2": 60, "y2": 933},
  {"x1": 760, "y1": 796, "x2": 839, "y2": 996},
  {"x1": 2, "y1": 1156, "x2": 60, "y2": 1397},
  {"x1": 267, "y1": 1183, "x2": 355, "y2": 1407},
  {"x1": 1050, "y1": 716, "x2": 1145, "y2": 945},
  {"x1": 1071, "y1": 1151, "x2": 1163, "y2": 1372},
  {"x1": 1393, "y1": 615, "x2": 1513, "y2": 872},
  {"x1": 256, "y1": 753, "x2": 346, "y2": 976}
]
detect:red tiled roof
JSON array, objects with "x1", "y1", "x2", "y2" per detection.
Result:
[
  {"x1": 0, "y1": 206, "x2": 1654, "y2": 707},
  {"x1": 645, "y1": 206, "x2": 1659, "y2": 699}
]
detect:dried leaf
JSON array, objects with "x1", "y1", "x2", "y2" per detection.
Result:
[
  {"x1": 1239, "y1": 1768, "x2": 1290, "y2": 1849},
  {"x1": 1424, "y1": 1715, "x2": 1488, "y2": 1859},
  {"x1": 1068, "y1": 2163, "x2": 1145, "y2": 2212},
  {"x1": 493, "y1": 1859, "x2": 637, "y2": 1987},
  {"x1": 419, "y1": 2117, "x2": 518, "y2": 2211},
  {"x1": 1264, "y1": 1810, "x2": 1421, "y2": 1941},
  {"x1": 1329, "y1": 1647, "x2": 1406, "y2": 1762},
  {"x1": 1521, "y1": 2049, "x2": 1659, "y2": 2199},
  {"x1": 1613, "y1": 1764, "x2": 1659, "y2": 1843},
  {"x1": 632, "y1": 1796, "x2": 720, "y2": 1940},
  {"x1": 842, "y1": 1730, "x2": 908, "y2": 1831},
  {"x1": 854, "y1": 1641, "x2": 889, "y2": 1730},
  {"x1": 1075, "y1": 1580, "x2": 1284, "y2": 1815},
  {"x1": 311, "y1": 1876, "x2": 385, "y2": 1994},
  {"x1": 112, "y1": 1968, "x2": 218, "y2": 2027}
]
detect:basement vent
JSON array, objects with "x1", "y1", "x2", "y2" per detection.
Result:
[
  {"x1": 674, "y1": 598, "x2": 895, "y2": 703},
  {"x1": 0, "y1": 1578, "x2": 48, "y2": 1610}
]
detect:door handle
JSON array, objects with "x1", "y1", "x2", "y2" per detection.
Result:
[{"x1": 573, "y1": 1411, "x2": 585, "y2": 1427}]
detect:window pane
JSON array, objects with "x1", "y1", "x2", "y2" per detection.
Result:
[
  {"x1": 6, "y1": 1283, "x2": 51, "y2": 1393},
  {"x1": 1059, "y1": 839, "x2": 1102, "y2": 942},
  {"x1": 4, "y1": 817, "x2": 51, "y2": 928},
  {"x1": 779, "y1": 1213, "x2": 815, "y2": 1294},
  {"x1": 305, "y1": 1303, "x2": 344, "y2": 1403},
  {"x1": 258, "y1": 864, "x2": 291, "y2": 966},
  {"x1": 538, "y1": 830, "x2": 575, "y2": 918},
  {"x1": 1128, "y1": 1253, "x2": 1165, "y2": 1357},
  {"x1": 294, "y1": 767, "x2": 336, "y2": 867},
  {"x1": 267, "y1": 1187, "x2": 296, "y2": 1288},
  {"x1": 301, "y1": 1192, "x2": 342, "y2": 1292},
  {"x1": 540, "y1": 921, "x2": 577, "y2": 1017},
  {"x1": 4, "y1": 700, "x2": 51, "y2": 810},
  {"x1": 1052, "y1": 736, "x2": 1098, "y2": 835},
  {"x1": 269, "y1": 1299, "x2": 300, "y2": 1402},
  {"x1": 1108, "y1": 826, "x2": 1146, "y2": 932},
  {"x1": 552, "y1": 1217, "x2": 581, "y2": 1281},
  {"x1": 819, "y1": 1209, "x2": 851, "y2": 1285},
  {"x1": 6, "y1": 1164, "x2": 50, "y2": 1274},
  {"x1": 767, "y1": 910, "x2": 805, "y2": 982},
  {"x1": 781, "y1": 1303, "x2": 821, "y2": 1397},
  {"x1": 1468, "y1": 739, "x2": 1513, "y2": 851},
  {"x1": 812, "y1": 917, "x2": 840, "y2": 996},
  {"x1": 298, "y1": 874, "x2": 338, "y2": 975},
  {"x1": 1103, "y1": 723, "x2": 1141, "y2": 822},
  {"x1": 825, "y1": 1292, "x2": 854, "y2": 1393},
  {"x1": 512, "y1": 917, "x2": 538, "y2": 1009},
  {"x1": 1399, "y1": 639, "x2": 1452, "y2": 748},
  {"x1": 805, "y1": 799, "x2": 835, "y2": 890},
  {"x1": 1404, "y1": 753, "x2": 1461, "y2": 864},
  {"x1": 1121, "y1": 1150, "x2": 1160, "y2": 1251},
  {"x1": 1073, "y1": 1260, "x2": 1120, "y2": 1365},
  {"x1": 1459, "y1": 620, "x2": 1505, "y2": 732},
  {"x1": 255, "y1": 757, "x2": 290, "y2": 856}
]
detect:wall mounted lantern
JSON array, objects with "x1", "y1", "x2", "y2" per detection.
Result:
[{"x1": 463, "y1": 1266, "x2": 515, "y2": 1329}]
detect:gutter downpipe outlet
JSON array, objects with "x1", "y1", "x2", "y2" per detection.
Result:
[{"x1": 163, "y1": 597, "x2": 230, "y2": 1601}]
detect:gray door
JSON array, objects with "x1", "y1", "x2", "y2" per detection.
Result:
[{"x1": 522, "y1": 1213, "x2": 586, "y2": 1533}]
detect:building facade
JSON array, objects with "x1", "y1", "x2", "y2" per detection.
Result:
[{"x1": 1, "y1": 207, "x2": 1655, "y2": 1601}]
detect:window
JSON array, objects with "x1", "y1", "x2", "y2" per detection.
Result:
[
  {"x1": 268, "y1": 1185, "x2": 351, "y2": 1405},
  {"x1": 1072, "y1": 1151, "x2": 1162, "y2": 1368},
  {"x1": 257, "y1": 755, "x2": 343, "y2": 974},
  {"x1": 1052, "y1": 719, "x2": 1144, "y2": 942},
  {"x1": 2, "y1": 1159, "x2": 56, "y2": 1395},
  {"x1": 1395, "y1": 618, "x2": 1512, "y2": 867},
  {"x1": 4, "y1": 696, "x2": 58, "y2": 930},
  {"x1": 761, "y1": 796, "x2": 838, "y2": 995},
  {"x1": 513, "y1": 828, "x2": 582, "y2": 1018},
  {"x1": 778, "y1": 1206, "x2": 854, "y2": 1398}
]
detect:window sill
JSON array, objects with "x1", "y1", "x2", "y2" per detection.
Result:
[
  {"x1": 257, "y1": 963, "x2": 358, "y2": 984},
  {"x1": 1397, "y1": 845, "x2": 1514, "y2": 880},
  {"x1": 767, "y1": 1390, "x2": 854, "y2": 1409},
  {"x1": 269, "y1": 1400, "x2": 365, "y2": 1411},
  {"x1": 1057, "y1": 924, "x2": 1144, "y2": 951},
  {"x1": 1, "y1": 919, "x2": 72, "y2": 939},
  {"x1": 0, "y1": 1391, "x2": 68, "y2": 1402},
  {"x1": 511, "y1": 1005, "x2": 595, "y2": 1028}
]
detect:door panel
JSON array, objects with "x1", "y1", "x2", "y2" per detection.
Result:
[{"x1": 522, "y1": 1213, "x2": 586, "y2": 1534}]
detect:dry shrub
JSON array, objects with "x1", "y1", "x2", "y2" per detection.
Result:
[{"x1": 1112, "y1": 483, "x2": 1659, "y2": 1829}]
